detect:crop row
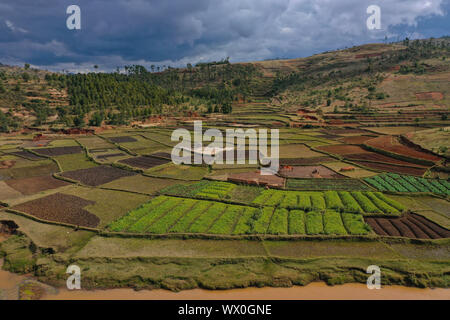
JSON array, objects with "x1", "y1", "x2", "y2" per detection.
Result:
[
  {"x1": 364, "y1": 173, "x2": 450, "y2": 196},
  {"x1": 109, "y1": 196, "x2": 372, "y2": 235},
  {"x1": 286, "y1": 178, "x2": 371, "y2": 191},
  {"x1": 251, "y1": 190, "x2": 404, "y2": 215},
  {"x1": 161, "y1": 181, "x2": 236, "y2": 200}
]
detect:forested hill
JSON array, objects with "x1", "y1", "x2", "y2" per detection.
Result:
[{"x1": 0, "y1": 37, "x2": 449, "y2": 132}]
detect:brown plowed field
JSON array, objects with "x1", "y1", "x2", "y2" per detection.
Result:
[
  {"x1": 151, "y1": 152, "x2": 172, "y2": 159},
  {"x1": 365, "y1": 213, "x2": 450, "y2": 239},
  {"x1": 228, "y1": 171, "x2": 285, "y2": 188},
  {"x1": 32, "y1": 146, "x2": 82, "y2": 156},
  {"x1": 61, "y1": 166, "x2": 137, "y2": 186},
  {"x1": 13, "y1": 193, "x2": 99, "y2": 228},
  {"x1": 364, "y1": 136, "x2": 442, "y2": 162},
  {"x1": 316, "y1": 134, "x2": 340, "y2": 139},
  {"x1": 415, "y1": 92, "x2": 444, "y2": 100},
  {"x1": 0, "y1": 160, "x2": 15, "y2": 169},
  {"x1": 338, "y1": 136, "x2": 377, "y2": 145},
  {"x1": 280, "y1": 156, "x2": 335, "y2": 165},
  {"x1": 317, "y1": 144, "x2": 370, "y2": 155},
  {"x1": 321, "y1": 128, "x2": 369, "y2": 135},
  {"x1": 352, "y1": 161, "x2": 427, "y2": 176},
  {"x1": 279, "y1": 165, "x2": 344, "y2": 178},
  {"x1": 345, "y1": 153, "x2": 427, "y2": 167},
  {"x1": 119, "y1": 156, "x2": 170, "y2": 169},
  {"x1": 5, "y1": 175, "x2": 69, "y2": 195},
  {"x1": 108, "y1": 136, "x2": 137, "y2": 143},
  {"x1": 96, "y1": 153, "x2": 126, "y2": 159},
  {"x1": 10, "y1": 150, "x2": 45, "y2": 160}
]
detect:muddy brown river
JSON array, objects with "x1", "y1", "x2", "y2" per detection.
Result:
[
  {"x1": 0, "y1": 234, "x2": 448, "y2": 300},
  {"x1": 0, "y1": 263, "x2": 448, "y2": 300}
]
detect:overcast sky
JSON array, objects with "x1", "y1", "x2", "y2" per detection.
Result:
[{"x1": 0, "y1": 0, "x2": 448, "y2": 72}]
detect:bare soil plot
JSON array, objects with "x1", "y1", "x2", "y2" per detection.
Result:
[
  {"x1": 61, "y1": 166, "x2": 137, "y2": 186},
  {"x1": 280, "y1": 156, "x2": 335, "y2": 165},
  {"x1": 148, "y1": 164, "x2": 207, "y2": 181},
  {"x1": 415, "y1": 92, "x2": 444, "y2": 100},
  {"x1": 96, "y1": 153, "x2": 126, "y2": 159},
  {"x1": 10, "y1": 150, "x2": 45, "y2": 161},
  {"x1": 324, "y1": 161, "x2": 377, "y2": 178},
  {"x1": 119, "y1": 156, "x2": 171, "y2": 169},
  {"x1": 338, "y1": 136, "x2": 377, "y2": 145},
  {"x1": 279, "y1": 165, "x2": 344, "y2": 178},
  {"x1": 32, "y1": 146, "x2": 82, "y2": 157},
  {"x1": 405, "y1": 128, "x2": 450, "y2": 158},
  {"x1": 0, "y1": 159, "x2": 59, "y2": 180},
  {"x1": 0, "y1": 181, "x2": 23, "y2": 200},
  {"x1": 54, "y1": 153, "x2": 97, "y2": 172},
  {"x1": 353, "y1": 161, "x2": 427, "y2": 176},
  {"x1": 151, "y1": 152, "x2": 172, "y2": 159},
  {"x1": 315, "y1": 134, "x2": 340, "y2": 140},
  {"x1": 365, "y1": 213, "x2": 450, "y2": 239},
  {"x1": 108, "y1": 136, "x2": 137, "y2": 143},
  {"x1": 365, "y1": 136, "x2": 442, "y2": 162},
  {"x1": 228, "y1": 171, "x2": 285, "y2": 188},
  {"x1": 77, "y1": 136, "x2": 115, "y2": 150},
  {"x1": 22, "y1": 140, "x2": 52, "y2": 148},
  {"x1": 345, "y1": 152, "x2": 427, "y2": 167},
  {"x1": 279, "y1": 144, "x2": 322, "y2": 158},
  {"x1": 5, "y1": 175, "x2": 69, "y2": 195},
  {"x1": 0, "y1": 160, "x2": 15, "y2": 169},
  {"x1": 317, "y1": 144, "x2": 370, "y2": 155},
  {"x1": 101, "y1": 175, "x2": 180, "y2": 194},
  {"x1": 13, "y1": 193, "x2": 99, "y2": 228},
  {"x1": 322, "y1": 128, "x2": 369, "y2": 135},
  {"x1": 362, "y1": 126, "x2": 427, "y2": 135}
]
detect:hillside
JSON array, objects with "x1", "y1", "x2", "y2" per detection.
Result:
[{"x1": 0, "y1": 37, "x2": 449, "y2": 132}]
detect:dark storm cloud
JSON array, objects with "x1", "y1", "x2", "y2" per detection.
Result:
[{"x1": 0, "y1": 0, "x2": 447, "y2": 72}]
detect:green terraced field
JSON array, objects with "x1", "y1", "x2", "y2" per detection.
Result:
[
  {"x1": 251, "y1": 189, "x2": 404, "y2": 215},
  {"x1": 108, "y1": 195, "x2": 372, "y2": 235},
  {"x1": 287, "y1": 178, "x2": 371, "y2": 191},
  {"x1": 365, "y1": 173, "x2": 450, "y2": 196}
]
